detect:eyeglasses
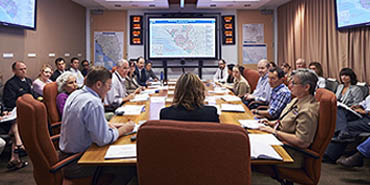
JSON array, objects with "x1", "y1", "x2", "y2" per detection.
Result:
[{"x1": 291, "y1": 81, "x2": 303, "y2": 86}]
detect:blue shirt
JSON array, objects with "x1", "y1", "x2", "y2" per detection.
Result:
[
  {"x1": 252, "y1": 73, "x2": 272, "y2": 102},
  {"x1": 359, "y1": 95, "x2": 370, "y2": 114},
  {"x1": 268, "y1": 83, "x2": 291, "y2": 119},
  {"x1": 59, "y1": 86, "x2": 119, "y2": 153}
]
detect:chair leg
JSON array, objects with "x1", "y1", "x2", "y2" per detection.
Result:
[{"x1": 271, "y1": 165, "x2": 287, "y2": 185}]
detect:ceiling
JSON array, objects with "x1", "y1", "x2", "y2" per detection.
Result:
[{"x1": 72, "y1": 0, "x2": 291, "y2": 10}]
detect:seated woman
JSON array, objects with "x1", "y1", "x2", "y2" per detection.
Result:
[
  {"x1": 32, "y1": 64, "x2": 53, "y2": 97},
  {"x1": 55, "y1": 72, "x2": 78, "y2": 116},
  {"x1": 231, "y1": 66, "x2": 250, "y2": 98},
  {"x1": 226, "y1": 64, "x2": 235, "y2": 84},
  {"x1": 336, "y1": 68, "x2": 363, "y2": 107},
  {"x1": 125, "y1": 61, "x2": 142, "y2": 94},
  {"x1": 281, "y1": 63, "x2": 292, "y2": 80},
  {"x1": 308, "y1": 61, "x2": 326, "y2": 88},
  {"x1": 258, "y1": 68, "x2": 319, "y2": 168},
  {"x1": 160, "y1": 72, "x2": 219, "y2": 122}
]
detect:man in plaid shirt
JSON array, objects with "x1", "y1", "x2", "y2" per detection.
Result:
[{"x1": 251, "y1": 67, "x2": 291, "y2": 120}]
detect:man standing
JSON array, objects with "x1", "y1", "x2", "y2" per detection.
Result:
[
  {"x1": 213, "y1": 59, "x2": 228, "y2": 83},
  {"x1": 60, "y1": 66, "x2": 136, "y2": 183},
  {"x1": 243, "y1": 59, "x2": 272, "y2": 109},
  {"x1": 50, "y1": 58, "x2": 66, "y2": 81},
  {"x1": 69, "y1": 57, "x2": 84, "y2": 87},
  {"x1": 295, "y1": 58, "x2": 306, "y2": 69},
  {"x1": 135, "y1": 57, "x2": 148, "y2": 86},
  {"x1": 251, "y1": 67, "x2": 291, "y2": 120},
  {"x1": 104, "y1": 59, "x2": 140, "y2": 107}
]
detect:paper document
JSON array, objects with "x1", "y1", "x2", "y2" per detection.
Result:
[
  {"x1": 249, "y1": 134, "x2": 283, "y2": 145},
  {"x1": 150, "y1": 81, "x2": 161, "y2": 86},
  {"x1": 205, "y1": 96, "x2": 217, "y2": 105},
  {"x1": 221, "y1": 104, "x2": 245, "y2": 112},
  {"x1": 143, "y1": 89, "x2": 158, "y2": 95},
  {"x1": 221, "y1": 95, "x2": 241, "y2": 102},
  {"x1": 209, "y1": 87, "x2": 229, "y2": 94},
  {"x1": 130, "y1": 94, "x2": 149, "y2": 102},
  {"x1": 167, "y1": 91, "x2": 174, "y2": 95},
  {"x1": 168, "y1": 86, "x2": 176, "y2": 90},
  {"x1": 337, "y1": 102, "x2": 362, "y2": 118},
  {"x1": 150, "y1": 96, "x2": 166, "y2": 103},
  {"x1": 239, "y1": 120, "x2": 264, "y2": 129},
  {"x1": 115, "y1": 105, "x2": 145, "y2": 115},
  {"x1": 0, "y1": 108, "x2": 17, "y2": 123},
  {"x1": 165, "y1": 97, "x2": 173, "y2": 103},
  {"x1": 168, "y1": 81, "x2": 176, "y2": 85},
  {"x1": 104, "y1": 144, "x2": 137, "y2": 159},
  {"x1": 250, "y1": 142, "x2": 282, "y2": 160}
]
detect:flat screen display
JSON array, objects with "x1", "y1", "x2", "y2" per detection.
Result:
[
  {"x1": 148, "y1": 17, "x2": 217, "y2": 59},
  {"x1": 0, "y1": 0, "x2": 37, "y2": 30},
  {"x1": 335, "y1": 0, "x2": 370, "y2": 29}
]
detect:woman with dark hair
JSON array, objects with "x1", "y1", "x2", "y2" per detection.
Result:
[
  {"x1": 231, "y1": 65, "x2": 251, "y2": 98},
  {"x1": 125, "y1": 61, "x2": 142, "y2": 94},
  {"x1": 226, "y1": 64, "x2": 235, "y2": 84},
  {"x1": 335, "y1": 68, "x2": 363, "y2": 106},
  {"x1": 281, "y1": 63, "x2": 292, "y2": 80},
  {"x1": 160, "y1": 72, "x2": 219, "y2": 122}
]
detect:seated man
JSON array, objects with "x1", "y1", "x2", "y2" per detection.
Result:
[
  {"x1": 259, "y1": 68, "x2": 319, "y2": 168},
  {"x1": 135, "y1": 56, "x2": 148, "y2": 86},
  {"x1": 145, "y1": 61, "x2": 158, "y2": 81},
  {"x1": 324, "y1": 94, "x2": 370, "y2": 163},
  {"x1": 213, "y1": 59, "x2": 228, "y2": 83},
  {"x1": 104, "y1": 59, "x2": 141, "y2": 107},
  {"x1": 243, "y1": 59, "x2": 272, "y2": 109},
  {"x1": 251, "y1": 67, "x2": 291, "y2": 120},
  {"x1": 60, "y1": 66, "x2": 136, "y2": 183},
  {"x1": 68, "y1": 57, "x2": 84, "y2": 87},
  {"x1": 50, "y1": 57, "x2": 66, "y2": 81},
  {"x1": 295, "y1": 58, "x2": 306, "y2": 69}
]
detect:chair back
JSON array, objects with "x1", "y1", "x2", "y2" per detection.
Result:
[
  {"x1": 43, "y1": 82, "x2": 60, "y2": 124},
  {"x1": 243, "y1": 68, "x2": 259, "y2": 93},
  {"x1": 325, "y1": 78, "x2": 339, "y2": 93},
  {"x1": 356, "y1": 82, "x2": 369, "y2": 100},
  {"x1": 17, "y1": 94, "x2": 62, "y2": 185},
  {"x1": 137, "y1": 120, "x2": 251, "y2": 185}
]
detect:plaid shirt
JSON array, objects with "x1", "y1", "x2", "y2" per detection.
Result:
[{"x1": 268, "y1": 83, "x2": 291, "y2": 119}]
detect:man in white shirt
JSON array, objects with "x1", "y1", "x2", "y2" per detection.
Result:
[
  {"x1": 243, "y1": 59, "x2": 272, "y2": 109},
  {"x1": 295, "y1": 58, "x2": 306, "y2": 69},
  {"x1": 69, "y1": 57, "x2": 84, "y2": 87},
  {"x1": 213, "y1": 59, "x2": 228, "y2": 83},
  {"x1": 104, "y1": 59, "x2": 140, "y2": 106}
]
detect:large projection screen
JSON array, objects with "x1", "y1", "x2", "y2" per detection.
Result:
[{"x1": 148, "y1": 17, "x2": 217, "y2": 59}]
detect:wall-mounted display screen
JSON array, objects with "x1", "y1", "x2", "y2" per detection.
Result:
[
  {"x1": 0, "y1": 0, "x2": 37, "y2": 30},
  {"x1": 335, "y1": 0, "x2": 370, "y2": 29},
  {"x1": 148, "y1": 17, "x2": 217, "y2": 59}
]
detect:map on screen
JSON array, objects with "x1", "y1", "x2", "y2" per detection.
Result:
[
  {"x1": 0, "y1": 0, "x2": 36, "y2": 29},
  {"x1": 336, "y1": 0, "x2": 370, "y2": 29},
  {"x1": 148, "y1": 18, "x2": 217, "y2": 59}
]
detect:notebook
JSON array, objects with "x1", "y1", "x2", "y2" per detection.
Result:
[{"x1": 104, "y1": 144, "x2": 136, "y2": 159}]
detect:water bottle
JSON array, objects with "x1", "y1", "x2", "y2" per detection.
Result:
[{"x1": 160, "y1": 71, "x2": 164, "y2": 86}]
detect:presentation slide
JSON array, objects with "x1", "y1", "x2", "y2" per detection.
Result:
[
  {"x1": 336, "y1": 0, "x2": 370, "y2": 29},
  {"x1": 0, "y1": 0, "x2": 36, "y2": 29},
  {"x1": 148, "y1": 18, "x2": 217, "y2": 59}
]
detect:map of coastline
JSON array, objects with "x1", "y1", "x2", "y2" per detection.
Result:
[{"x1": 94, "y1": 32, "x2": 124, "y2": 70}]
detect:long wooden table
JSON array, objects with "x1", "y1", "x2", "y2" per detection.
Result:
[{"x1": 78, "y1": 83, "x2": 293, "y2": 166}]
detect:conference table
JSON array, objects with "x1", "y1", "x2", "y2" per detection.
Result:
[{"x1": 78, "y1": 81, "x2": 293, "y2": 168}]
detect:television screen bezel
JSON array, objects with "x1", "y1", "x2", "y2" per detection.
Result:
[
  {"x1": 0, "y1": 0, "x2": 37, "y2": 30},
  {"x1": 334, "y1": 0, "x2": 370, "y2": 30},
  {"x1": 147, "y1": 16, "x2": 219, "y2": 60}
]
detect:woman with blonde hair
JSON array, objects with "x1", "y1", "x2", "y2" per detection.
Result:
[
  {"x1": 32, "y1": 64, "x2": 53, "y2": 96},
  {"x1": 160, "y1": 72, "x2": 219, "y2": 122},
  {"x1": 232, "y1": 65, "x2": 251, "y2": 98}
]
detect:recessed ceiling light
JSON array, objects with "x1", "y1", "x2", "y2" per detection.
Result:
[
  {"x1": 106, "y1": 0, "x2": 154, "y2": 2},
  {"x1": 212, "y1": 0, "x2": 259, "y2": 2}
]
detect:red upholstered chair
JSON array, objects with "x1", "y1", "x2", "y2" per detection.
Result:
[
  {"x1": 255, "y1": 88, "x2": 337, "y2": 185},
  {"x1": 43, "y1": 82, "x2": 61, "y2": 135},
  {"x1": 243, "y1": 68, "x2": 259, "y2": 93},
  {"x1": 16, "y1": 94, "x2": 92, "y2": 185},
  {"x1": 137, "y1": 120, "x2": 251, "y2": 185}
]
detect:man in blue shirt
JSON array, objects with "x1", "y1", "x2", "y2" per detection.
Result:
[
  {"x1": 251, "y1": 67, "x2": 291, "y2": 120},
  {"x1": 243, "y1": 59, "x2": 272, "y2": 109},
  {"x1": 60, "y1": 66, "x2": 135, "y2": 183}
]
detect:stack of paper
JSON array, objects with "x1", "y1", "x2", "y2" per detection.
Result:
[
  {"x1": 115, "y1": 105, "x2": 145, "y2": 115},
  {"x1": 150, "y1": 96, "x2": 166, "y2": 103},
  {"x1": 142, "y1": 89, "x2": 158, "y2": 95},
  {"x1": 250, "y1": 142, "x2": 282, "y2": 160},
  {"x1": 221, "y1": 104, "x2": 245, "y2": 112},
  {"x1": 205, "y1": 96, "x2": 217, "y2": 105},
  {"x1": 130, "y1": 94, "x2": 149, "y2": 102},
  {"x1": 239, "y1": 120, "x2": 264, "y2": 129},
  {"x1": 221, "y1": 95, "x2": 241, "y2": 102},
  {"x1": 209, "y1": 87, "x2": 229, "y2": 94},
  {"x1": 248, "y1": 134, "x2": 283, "y2": 145},
  {"x1": 168, "y1": 81, "x2": 176, "y2": 85},
  {"x1": 150, "y1": 81, "x2": 162, "y2": 86},
  {"x1": 104, "y1": 144, "x2": 137, "y2": 159}
]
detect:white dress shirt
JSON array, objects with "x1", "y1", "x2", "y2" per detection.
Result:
[
  {"x1": 213, "y1": 67, "x2": 228, "y2": 83},
  {"x1": 104, "y1": 71, "x2": 128, "y2": 106}
]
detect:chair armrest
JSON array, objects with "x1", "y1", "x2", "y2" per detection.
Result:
[
  {"x1": 50, "y1": 134, "x2": 60, "y2": 142},
  {"x1": 50, "y1": 121, "x2": 61, "y2": 128},
  {"x1": 283, "y1": 144, "x2": 320, "y2": 159},
  {"x1": 49, "y1": 152, "x2": 83, "y2": 173}
]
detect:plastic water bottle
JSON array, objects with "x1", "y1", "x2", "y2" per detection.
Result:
[{"x1": 160, "y1": 71, "x2": 164, "y2": 86}]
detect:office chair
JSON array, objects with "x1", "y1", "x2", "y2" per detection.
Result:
[
  {"x1": 243, "y1": 68, "x2": 259, "y2": 93},
  {"x1": 137, "y1": 120, "x2": 251, "y2": 185},
  {"x1": 43, "y1": 82, "x2": 62, "y2": 135}
]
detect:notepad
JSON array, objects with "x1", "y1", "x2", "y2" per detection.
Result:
[
  {"x1": 104, "y1": 144, "x2": 137, "y2": 159},
  {"x1": 221, "y1": 104, "x2": 245, "y2": 112},
  {"x1": 239, "y1": 120, "x2": 264, "y2": 129},
  {"x1": 250, "y1": 142, "x2": 282, "y2": 160},
  {"x1": 337, "y1": 101, "x2": 362, "y2": 118},
  {"x1": 0, "y1": 108, "x2": 17, "y2": 123},
  {"x1": 221, "y1": 95, "x2": 241, "y2": 102},
  {"x1": 248, "y1": 134, "x2": 283, "y2": 146},
  {"x1": 115, "y1": 105, "x2": 145, "y2": 115}
]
